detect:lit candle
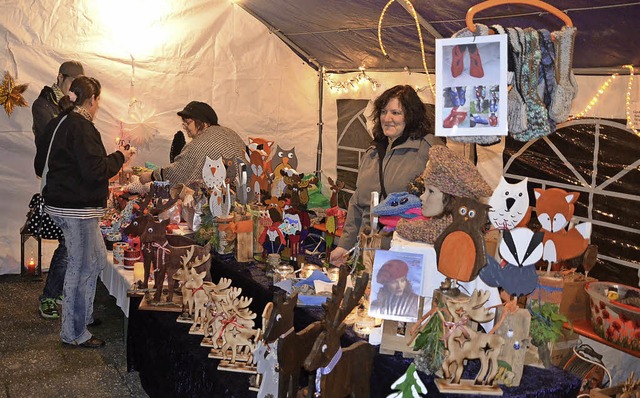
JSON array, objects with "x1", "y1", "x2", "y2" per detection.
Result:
[
  {"x1": 133, "y1": 261, "x2": 144, "y2": 283},
  {"x1": 28, "y1": 258, "x2": 36, "y2": 275}
]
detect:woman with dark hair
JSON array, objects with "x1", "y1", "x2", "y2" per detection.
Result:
[
  {"x1": 35, "y1": 76, "x2": 133, "y2": 348},
  {"x1": 330, "y1": 85, "x2": 442, "y2": 265},
  {"x1": 369, "y1": 259, "x2": 420, "y2": 320}
]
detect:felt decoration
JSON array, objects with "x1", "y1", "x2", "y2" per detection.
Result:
[
  {"x1": 479, "y1": 228, "x2": 543, "y2": 296},
  {"x1": 488, "y1": 177, "x2": 531, "y2": 230},
  {"x1": 534, "y1": 188, "x2": 591, "y2": 264},
  {"x1": 0, "y1": 71, "x2": 28, "y2": 117},
  {"x1": 282, "y1": 173, "x2": 318, "y2": 209},
  {"x1": 327, "y1": 176, "x2": 345, "y2": 208},
  {"x1": 435, "y1": 197, "x2": 490, "y2": 282},
  {"x1": 387, "y1": 363, "x2": 428, "y2": 398},
  {"x1": 372, "y1": 192, "x2": 421, "y2": 216},
  {"x1": 549, "y1": 26, "x2": 579, "y2": 123},
  {"x1": 422, "y1": 145, "x2": 493, "y2": 199}
]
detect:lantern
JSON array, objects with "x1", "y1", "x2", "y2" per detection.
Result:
[{"x1": 20, "y1": 222, "x2": 42, "y2": 278}]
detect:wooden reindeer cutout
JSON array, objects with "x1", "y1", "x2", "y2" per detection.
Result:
[
  {"x1": 252, "y1": 302, "x2": 279, "y2": 397},
  {"x1": 199, "y1": 278, "x2": 233, "y2": 346},
  {"x1": 215, "y1": 287, "x2": 261, "y2": 372},
  {"x1": 172, "y1": 247, "x2": 211, "y2": 324},
  {"x1": 437, "y1": 289, "x2": 505, "y2": 393},
  {"x1": 303, "y1": 267, "x2": 375, "y2": 398},
  {"x1": 139, "y1": 218, "x2": 211, "y2": 303},
  {"x1": 262, "y1": 292, "x2": 322, "y2": 398}
]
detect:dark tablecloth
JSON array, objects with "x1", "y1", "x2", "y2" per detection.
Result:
[{"x1": 127, "y1": 254, "x2": 581, "y2": 398}]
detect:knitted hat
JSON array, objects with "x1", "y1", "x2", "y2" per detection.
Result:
[
  {"x1": 376, "y1": 259, "x2": 409, "y2": 284},
  {"x1": 422, "y1": 145, "x2": 492, "y2": 199},
  {"x1": 59, "y1": 61, "x2": 84, "y2": 78},
  {"x1": 177, "y1": 101, "x2": 219, "y2": 125}
]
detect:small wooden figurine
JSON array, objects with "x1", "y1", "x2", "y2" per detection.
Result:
[
  {"x1": 262, "y1": 292, "x2": 322, "y2": 398},
  {"x1": 303, "y1": 267, "x2": 375, "y2": 398},
  {"x1": 437, "y1": 289, "x2": 505, "y2": 394}
]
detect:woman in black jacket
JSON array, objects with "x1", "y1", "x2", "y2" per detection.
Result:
[{"x1": 35, "y1": 76, "x2": 133, "y2": 348}]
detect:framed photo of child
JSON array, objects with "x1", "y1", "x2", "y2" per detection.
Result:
[
  {"x1": 368, "y1": 249, "x2": 425, "y2": 322},
  {"x1": 435, "y1": 34, "x2": 508, "y2": 137}
]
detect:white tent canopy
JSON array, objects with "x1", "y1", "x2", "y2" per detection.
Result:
[{"x1": 0, "y1": 0, "x2": 636, "y2": 274}]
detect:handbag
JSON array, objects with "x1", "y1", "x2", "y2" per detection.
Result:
[
  {"x1": 24, "y1": 115, "x2": 68, "y2": 240},
  {"x1": 25, "y1": 193, "x2": 64, "y2": 240}
]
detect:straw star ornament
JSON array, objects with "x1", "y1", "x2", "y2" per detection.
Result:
[{"x1": 1, "y1": 71, "x2": 29, "y2": 117}]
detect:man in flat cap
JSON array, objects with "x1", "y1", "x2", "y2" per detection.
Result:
[{"x1": 32, "y1": 60, "x2": 84, "y2": 319}]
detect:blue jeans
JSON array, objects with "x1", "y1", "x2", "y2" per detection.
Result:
[
  {"x1": 50, "y1": 215, "x2": 106, "y2": 345},
  {"x1": 40, "y1": 239, "x2": 67, "y2": 301}
]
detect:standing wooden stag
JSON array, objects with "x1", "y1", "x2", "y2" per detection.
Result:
[
  {"x1": 440, "y1": 289, "x2": 505, "y2": 387},
  {"x1": 303, "y1": 267, "x2": 375, "y2": 398},
  {"x1": 262, "y1": 292, "x2": 322, "y2": 398}
]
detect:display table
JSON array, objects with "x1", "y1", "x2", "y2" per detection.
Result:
[
  {"x1": 127, "y1": 255, "x2": 581, "y2": 398},
  {"x1": 100, "y1": 256, "x2": 135, "y2": 317}
]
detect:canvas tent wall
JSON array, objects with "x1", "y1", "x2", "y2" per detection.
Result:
[{"x1": 1, "y1": 0, "x2": 638, "y2": 285}]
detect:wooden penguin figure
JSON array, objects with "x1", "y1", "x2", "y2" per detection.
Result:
[{"x1": 435, "y1": 197, "x2": 490, "y2": 282}]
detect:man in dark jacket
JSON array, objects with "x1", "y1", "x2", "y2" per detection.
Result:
[{"x1": 32, "y1": 60, "x2": 84, "y2": 319}]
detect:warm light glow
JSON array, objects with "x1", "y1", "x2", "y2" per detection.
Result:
[
  {"x1": 378, "y1": 0, "x2": 435, "y2": 96},
  {"x1": 323, "y1": 67, "x2": 380, "y2": 94},
  {"x1": 568, "y1": 73, "x2": 618, "y2": 120},
  {"x1": 624, "y1": 65, "x2": 638, "y2": 137},
  {"x1": 94, "y1": 0, "x2": 173, "y2": 57},
  {"x1": 28, "y1": 258, "x2": 36, "y2": 274}
]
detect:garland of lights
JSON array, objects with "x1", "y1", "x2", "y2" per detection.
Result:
[
  {"x1": 568, "y1": 65, "x2": 638, "y2": 138},
  {"x1": 568, "y1": 73, "x2": 618, "y2": 120},
  {"x1": 624, "y1": 65, "x2": 638, "y2": 136},
  {"x1": 324, "y1": 66, "x2": 380, "y2": 93},
  {"x1": 377, "y1": 0, "x2": 435, "y2": 97}
]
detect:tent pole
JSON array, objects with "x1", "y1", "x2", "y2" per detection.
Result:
[{"x1": 316, "y1": 67, "x2": 324, "y2": 178}]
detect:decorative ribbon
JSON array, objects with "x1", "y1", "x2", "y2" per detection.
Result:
[
  {"x1": 217, "y1": 315, "x2": 246, "y2": 339},
  {"x1": 443, "y1": 315, "x2": 470, "y2": 341},
  {"x1": 191, "y1": 285, "x2": 205, "y2": 296},
  {"x1": 315, "y1": 347, "x2": 343, "y2": 397},
  {"x1": 152, "y1": 241, "x2": 171, "y2": 268}
]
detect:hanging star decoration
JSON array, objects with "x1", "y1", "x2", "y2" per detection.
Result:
[{"x1": 0, "y1": 71, "x2": 29, "y2": 117}]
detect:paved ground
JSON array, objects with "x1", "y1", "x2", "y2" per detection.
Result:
[{"x1": 0, "y1": 273, "x2": 148, "y2": 398}]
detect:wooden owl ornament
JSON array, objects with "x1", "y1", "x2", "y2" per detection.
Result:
[{"x1": 434, "y1": 197, "x2": 490, "y2": 282}]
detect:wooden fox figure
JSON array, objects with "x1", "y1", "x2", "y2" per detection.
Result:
[
  {"x1": 246, "y1": 137, "x2": 274, "y2": 198},
  {"x1": 534, "y1": 188, "x2": 591, "y2": 264}
]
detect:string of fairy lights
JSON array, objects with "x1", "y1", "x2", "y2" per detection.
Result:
[
  {"x1": 323, "y1": 66, "x2": 380, "y2": 93},
  {"x1": 568, "y1": 64, "x2": 638, "y2": 137}
]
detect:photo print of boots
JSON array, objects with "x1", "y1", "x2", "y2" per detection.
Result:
[{"x1": 435, "y1": 34, "x2": 508, "y2": 137}]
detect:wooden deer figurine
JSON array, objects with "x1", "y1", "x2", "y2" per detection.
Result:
[
  {"x1": 327, "y1": 176, "x2": 345, "y2": 209},
  {"x1": 200, "y1": 278, "x2": 233, "y2": 346},
  {"x1": 303, "y1": 267, "x2": 375, "y2": 398},
  {"x1": 440, "y1": 289, "x2": 506, "y2": 386},
  {"x1": 262, "y1": 292, "x2": 323, "y2": 398},
  {"x1": 217, "y1": 286, "x2": 260, "y2": 366},
  {"x1": 172, "y1": 246, "x2": 211, "y2": 322},
  {"x1": 139, "y1": 218, "x2": 212, "y2": 303}
]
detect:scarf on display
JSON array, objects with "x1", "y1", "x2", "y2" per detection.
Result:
[{"x1": 549, "y1": 26, "x2": 579, "y2": 123}]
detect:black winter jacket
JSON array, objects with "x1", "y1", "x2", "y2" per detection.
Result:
[
  {"x1": 34, "y1": 110, "x2": 125, "y2": 209},
  {"x1": 32, "y1": 86, "x2": 62, "y2": 140}
]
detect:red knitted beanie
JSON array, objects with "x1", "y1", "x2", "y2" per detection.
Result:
[{"x1": 377, "y1": 259, "x2": 409, "y2": 284}]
